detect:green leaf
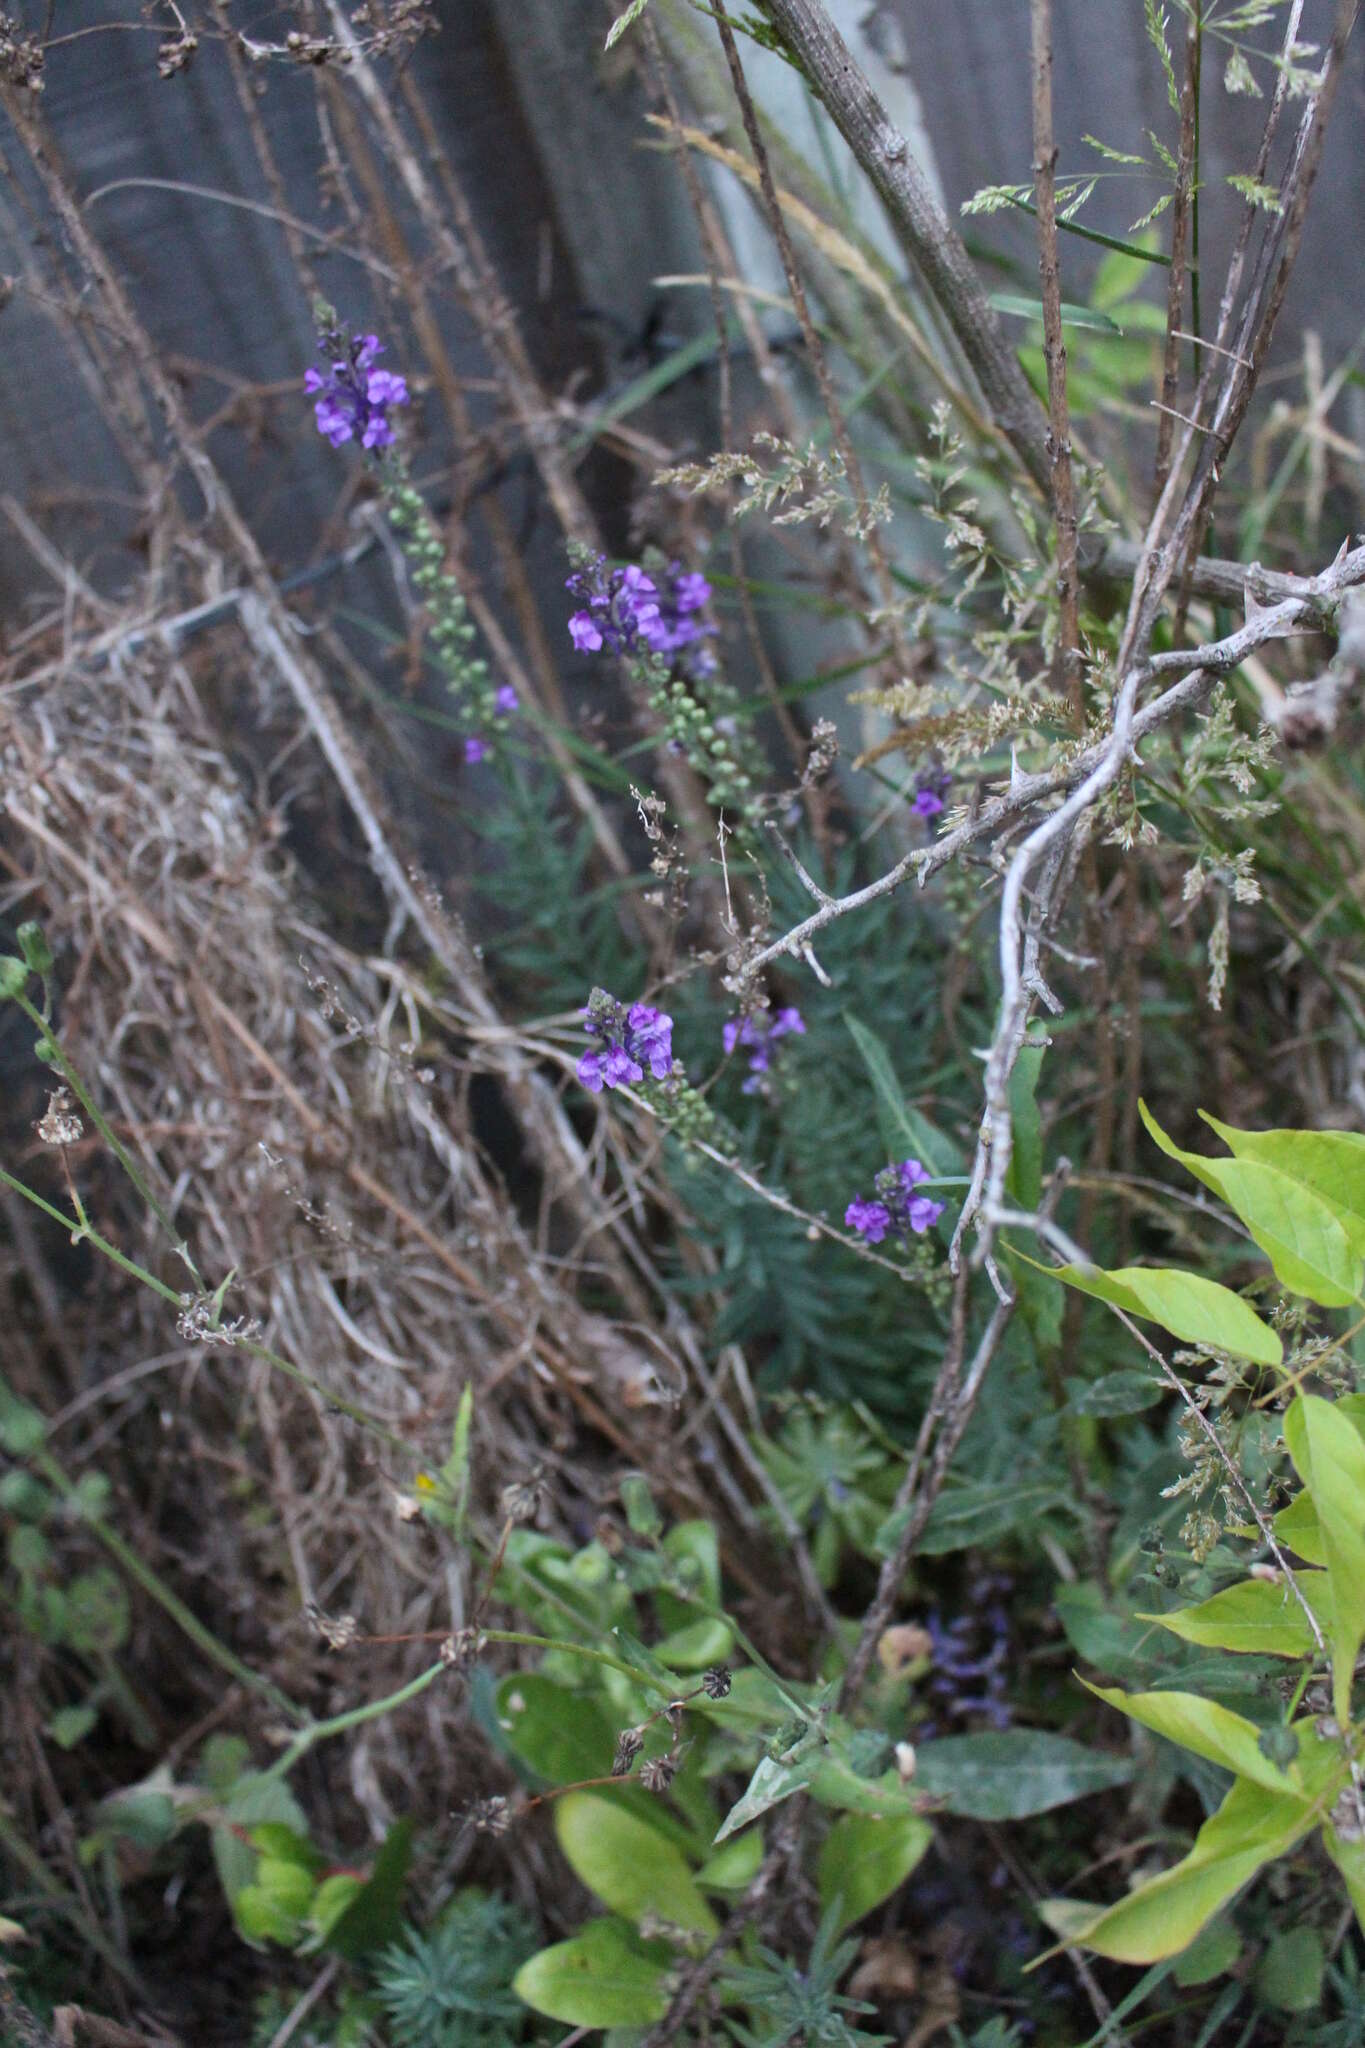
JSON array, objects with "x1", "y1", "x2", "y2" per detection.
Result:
[
  {"x1": 1066, "y1": 1370, "x2": 1165, "y2": 1416},
  {"x1": 1143, "y1": 1574, "x2": 1332, "y2": 1658},
  {"x1": 46, "y1": 1704, "x2": 97, "y2": 1749},
  {"x1": 1255, "y1": 1926, "x2": 1325, "y2": 2012},
  {"x1": 1006, "y1": 1037, "x2": 1046, "y2": 1209},
  {"x1": 1172, "y1": 1917, "x2": 1241, "y2": 1986},
  {"x1": 913, "y1": 1731, "x2": 1135, "y2": 1819},
  {"x1": 255, "y1": 1856, "x2": 316, "y2": 1919},
  {"x1": 90, "y1": 1787, "x2": 177, "y2": 1851},
  {"x1": 988, "y1": 292, "x2": 1122, "y2": 332},
  {"x1": 1272, "y1": 1491, "x2": 1327, "y2": 1566},
  {"x1": 695, "y1": 1829, "x2": 763, "y2": 1892},
  {"x1": 1200, "y1": 1117, "x2": 1365, "y2": 1259},
  {"x1": 843, "y1": 1014, "x2": 959, "y2": 1176},
  {"x1": 715, "y1": 1750, "x2": 820, "y2": 1842},
  {"x1": 1083, "y1": 1683, "x2": 1308, "y2": 1794},
  {"x1": 496, "y1": 1674, "x2": 615, "y2": 1784},
  {"x1": 1284, "y1": 1394, "x2": 1365, "y2": 1719},
  {"x1": 555, "y1": 1795, "x2": 717, "y2": 1938},
  {"x1": 0, "y1": 955, "x2": 29, "y2": 1000},
  {"x1": 0, "y1": 1376, "x2": 46, "y2": 1456},
  {"x1": 1140, "y1": 1103, "x2": 1362, "y2": 1306},
  {"x1": 1051, "y1": 1773, "x2": 1316, "y2": 1962},
  {"x1": 318, "y1": 1818, "x2": 411, "y2": 1960},
  {"x1": 212, "y1": 1772, "x2": 309, "y2": 1915},
  {"x1": 515, "y1": 1919, "x2": 671, "y2": 2027},
  {"x1": 816, "y1": 1812, "x2": 932, "y2": 1935},
  {"x1": 307, "y1": 1874, "x2": 363, "y2": 1947},
  {"x1": 64, "y1": 1569, "x2": 130, "y2": 1653},
  {"x1": 878, "y1": 1478, "x2": 1065, "y2": 1557},
  {"x1": 234, "y1": 1882, "x2": 304, "y2": 1948},
  {"x1": 654, "y1": 1617, "x2": 735, "y2": 1671},
  {"x1": 1323, "y1": 1823, "x2": 1365, "y2": 1936},
  {"x1": 620, "y1": 1474, "x2": 663, "y2": 1539},
  {"x1": 1033, "y1": 1252, "x2": 1283, "y2": 1367}
]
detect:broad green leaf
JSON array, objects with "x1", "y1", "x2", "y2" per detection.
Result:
[
  {"x1": 255, "y1": 1856, "x2": 315, "y2": 1919},
  {"x1": 212, "y1": 1772, "x2": 308, "y2": 1912},
  {"x1": 1200, "y1": 1117, "x2": 1365, "y2": 1258},
  {"x1": 808, "y1": 1758, "x2": 915, "y2": 1816},
  {"x1": 913, "y1": 1730, "x2": 1135, "y2": 1819},
  {"x1": 46, "y1": 1705, "x2": 97, "y2": 1750},
  {"x1": 1172, "y1": 1918, "x2": 1241, "y2": 1986},
  {"x1": 1038, "y1": 1255, "x2": 1282, "y2": 1367},
  {"x1": 816, "y1": 1812, "x2": 932, "y2": 1935},
  {"x1": 234, "y1": 1883, "x2": 303, "y2": 1948},
  {"x1": 90, "y1": 1788, "x2": 176, "y2": 1851},
  {"x1": 307, "y1": 1874, "x2": 363, "y2": 1947},
  {"x1": 496, "y1": 1675, "x2": 615, "y2": 1784},
  {"x1": 1284, "y1": 1394, "x2": 1365, "y2": 1719},
  {"x1": 1273, "y1": 1492, "x2": 1327, "y2": 1566},
  {"x1": 1083, "y1": 1684, "x2": 1305, "y2": 1795},
  {"x1": 695, "y1": 1830, "x2": 763, "y2": 1892},
  {"x1": 654, "y1": 1617, "x2": 735, "y2": 1670},
  {"x1": 556, "y1": 1795, "x2": 717, "y2": 1938},
  {"x1": 1255, "y1": 1925, "x2": 1325, "y2": 2012},
  {"x1": 1053, "y1": 1774, "x2": 1314, "y2": 1962},
  {"x1": 1143, "y1": 1574, "x2": 1332, "y2": 1658},
  {"x1": 843, "y1": 1014, "x2": 959, "y2": 1176},
  {"x1": 1065, "y1": 1370, "x2": 1164, "y2": 1416},
  {"x1": 515, "y1": 1919, "x2": 671, "y2": 2027},
  {"x1": 1140, "y1": 1103, "x2": 1362, "y2": 1306}
]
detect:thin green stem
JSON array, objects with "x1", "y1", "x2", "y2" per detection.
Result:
[
  {"x1": 16, "y1": 995, "x2": 203, "y2": 1285},
  {"x1": 264, "y1": 1660, "x2": 449, "y2": 1780}
]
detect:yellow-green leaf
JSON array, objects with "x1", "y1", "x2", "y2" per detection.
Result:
[
  {"x1": 1032, "y1": 1254, "x2": 1281, "y2": 1366},
  {"x1": 1140, "y1": 1104, "x2": 1362, "y2": 1307},
  {"x1": 1284, "y1": 1395, "x2": 1365, "y2": 1720},
  {"x1": 1143, "y1": 1574, "x2": 1332, "y2": 1658},
  {"x1": 1200, "y1": 1118, "x2": 1365, "y2": 1259},
  {"x1": 817, "y1": 1812, "x2": 933, "y2": 1935},
  {"x1": 555, "y1": 1795, "x2": 717, "y2": 1938},
  {"x1": 1083, "y1": 1683, "x2": 1305, "y2": 1794},
  {"x1": 514, "y1": 1918, "x2": 670, "y2": 2027},
  {"x1": 1050, "y1": 1774, "x2": 1314, "y2": 1962}
]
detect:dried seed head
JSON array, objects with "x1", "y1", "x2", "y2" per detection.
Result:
[
  {"x1": 613, "y1": 1728, "x2": 646, "y2": 1776},
  {"x1": 701, "y1": 1665, "x2": 733, "y2": 1700},
  {"x1": 463, "y1": 1795, "x2": 511, "y2": 1836},
  {"x1": 500, "y1": 1467, "x2": 547, "y2": 1526},
  {"x1": 638, "y1": 1754, "x2": 678, "y2": 1794},
  {"x1": 305, "y1": 1603, "x2": 358, "y2": 1651},
  {"x1": 37, "y1": 1089, "x2": 82, "y2": 1148},
  {"x1": 439, "y1": 1627, "x2": 485, "y2": 1672}
]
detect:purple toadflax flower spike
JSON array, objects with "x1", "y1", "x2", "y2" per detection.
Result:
[
  {"x1": 304, "y1": 331, "x2": 409, "y2": 451},
  {"x1": 578, "y1": 988, "x2": 676, "y2": 1094},
  {"x1": 845, "y1": 1158, "x2": 945, "y2": 1245}
]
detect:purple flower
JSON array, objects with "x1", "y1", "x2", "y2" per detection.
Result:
[
  {"x1": 304, "y1": 329, "x2": 410, "y2": 452},
  {"x1": 464, "y1": 736, "x2": 487, "y2": 764},
  {"x1": 846, "y1": 1158, "x2": 945, "y2": 1248},
  {"x1": 845, "y1": 1198, "x2": 892, "y2": 1244},
  {"x1": 913, "y1": 768, "x2": 950, "y2": 820},
  {"x1": 577, "y1": 989, "x2": 675, "y2": 1096},
  {"x1": 495, "y1": 684, "x2": 519, "y2": 715},
  {"x1": 566, "y1": 555, "x2": 716, "y2": 664},
  {"x1": 722, "y1": 1005, "x2": 805, "y2": 1092}
]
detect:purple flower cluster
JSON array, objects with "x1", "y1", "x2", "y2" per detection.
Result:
[
  {"x1": 845, "y1": 1159, "x2": 944, "y2": 1245},
  {"x1": 912, "y1": 769, "x2": 951, "y2": 819},
  {"x1": 921, "y1": 1576, "x2": 1013, "y2": 1738},
  {"x1": 723, "y1": 1007, "x2": 804, "y2": 1092},
  {"x1": 578, "y1": 988, "x2": 675, "y2": 1094},
  {"x1": 304, "y1": 333, "x2": 409, "y2": 450},
  {"x1": 567, "y1": 555, "x2": 714, "y2": 660}
]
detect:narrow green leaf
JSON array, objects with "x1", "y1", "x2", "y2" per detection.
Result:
[
  {"x1": 1140, "y1": 1103, "x2": 1362, "y2": 1306},
  {"x1": 1007, "y1": 1037, "x2": 1046, "y2": 1209},
  {"x1": 989, "y1": 291, "x2": 1122, "y2": 332},
  {"x1": 715, "y1": 1751, "x2": 820, "y2": 1842},
  {"x1": 515, "y1": 1919, "x2": 671, "y2": 2027},
  {"x1": 1284, "y1": 1395, "x2": 1365, "y2": 1719},
  {"x1": 555, "y1": 1795, "x2": 717, "y2": 1938},
  {"x1": 1142, "y1": 1574, "x2": 1331, "y2": 1657},
  {"x1": 843, "y1": 1013, "x2": 959, "y2": 1175},
  {"x1": 914, "y1": 1730, "x2": 1135, "y2": 1819},
  {"x1": 817, "y1": 1813, "x2": 932, "y2": 1935}
]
